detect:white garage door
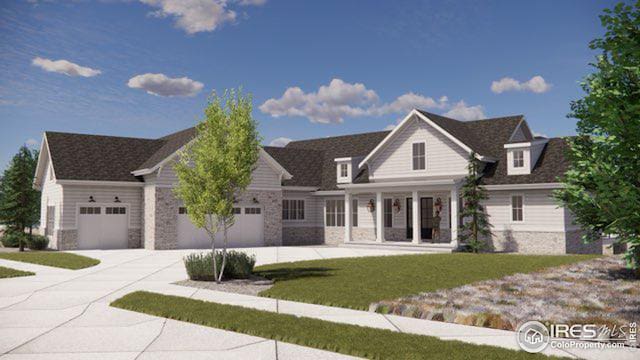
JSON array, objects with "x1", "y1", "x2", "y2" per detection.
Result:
[
  {"x1": 177, "y1": 206, "x2": 264, "y2": 249},
  {"x1": 77, "y1": 205, "x2": 128, "y2": 250}
]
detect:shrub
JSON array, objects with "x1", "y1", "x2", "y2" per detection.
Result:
[
  {"x1": 26, "y1": 235, "x2": 49, "y2": 250},
  {"x1": 184, "y1": 251, "x2": 256, "y2": 281},
  {"x1": 1, "y1": 231, "x2": 26, "y2": 248}
]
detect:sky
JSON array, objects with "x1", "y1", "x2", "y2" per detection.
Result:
[{"x1": 0, "y1": 0, "x2": 619, "y2": 170}]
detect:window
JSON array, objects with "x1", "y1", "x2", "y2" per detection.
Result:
[
  {"x1": 513, "y1": 150, "x2": 524, "y2": 168},
  {"x1": 352, "y1": 199, "x2": 358, "y2": 227},
  {"x1": 233, "y1": 207, "x2": 241, "y2": 214},
  {"x1": 178, "y1": 207, "x2": 187, "y2": 214},
  {"x1": 80, "y1": 207, "x2": 101, "y2": 215},
  {"x1": 340, "y1": 163, "x2": 348, "y2": 178},
  {"x1": 412, "y1": 142, "x2": 426, "y2": 170},
  {"x1": 325, "y1": 200, "x2": 345, "y2": 227},
  {"x1": 283, "y1": 199, "x2": 305, "y2": 220},
  {"x1": 383, "y1": 198, "x2": 392, "y2": 228},
  {"x1": 106, "y1": 207, "x2": 126, "y2": 215},
  {"x1": 245, "y1": 207, "x2": 261, "y2": 215},
  {"x1": 511, "y1": 195, "x2": 524, "y2": 222}
]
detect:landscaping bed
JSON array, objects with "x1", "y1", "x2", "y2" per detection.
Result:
[
  {"x1": 0, "y1": 252, "x2": 100, "y2": 270},
  {"x1": 111, "y1": 291, "x2": 557, "y2": 360},
  {"x1": 176, "y1": 276, "x2": 273, "y2": 296},
  {"x1": 0, "y1": 265, "x2": 34, "y2": 279},
  {"x1": 371, "y1": 256, "x2": 638, "y2": 345}
]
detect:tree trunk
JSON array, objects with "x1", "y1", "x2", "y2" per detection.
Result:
[
  {"x1": 207, "y1": 215, "x2": 219, "y2": 283},
  {"x1": 18, "y1": 224, "x2": 25, "y2": 252},
  {"x1": 218, "y1": 221, "x2": 228, "y2": 283}
]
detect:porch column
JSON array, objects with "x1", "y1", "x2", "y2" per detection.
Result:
[
  {"x1": 450, "y1": 185, "x2": 459, "y2": 249},
  {"x1": 376, "y1": 191, "x2": 384, "y2": 242},
  {"x1": 412, "y1": 190, "x2": 420, "y2": 244},
  {"x1": 344, "y1": 192, "x2": 352, "y2": 243}
]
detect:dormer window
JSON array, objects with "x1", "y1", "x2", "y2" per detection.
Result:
[
  {"x1": 340, "y1": 163, "x2": 348, "y2": 178},
  {"x1": 412, "y1": 142, "x2": 426, "y2": 170},
  {"x1": 513, "y1": 150, "x2": 524, "y2": 168}
]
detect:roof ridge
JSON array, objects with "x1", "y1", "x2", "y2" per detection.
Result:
[
  {"x1": 45, "y1": 131, "x2": 158, "y2": 142},
  {"x1": 418, "y1": 109, "x2": 523, "y2": 123},
  {"x1": 287, "y1": 130, "x2": 391, "y2": 144}
]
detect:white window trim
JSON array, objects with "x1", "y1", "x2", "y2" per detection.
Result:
[
  {"x1": 325, "y1": 199, "x2": 345, "y2": 227},
  {"x1": 283, "y1": 198, "x2": 306, "y2": 222},
  {"x1": 411, "y1": 141, "x2": 427, "y2": 171},
  {"x1": 510, "y1": 193, "x2": 525, "y2": 223},
  {"x1": 513, "y1": 150, "x2": 525, "y2": 168},
  {"x1": 340, "y1": 163, "x2": 348, "y2": 178}
]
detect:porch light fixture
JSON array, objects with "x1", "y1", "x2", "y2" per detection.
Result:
[
  {"x1": 88, "y1": 196, "x2": 95, "y2": 203},
  {"x1": 114, "y1": 196, "x2": 121, "y2": 203},
  {"x1": 367, "y1": 199, "x2": 375, "y2": 212},
  {"x1": 393, "y1": 199, "x2": 401, "y2": 213}
]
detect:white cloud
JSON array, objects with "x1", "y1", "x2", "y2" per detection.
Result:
[
  {"x1": 443, "y1": 101, "x2": 486, "y2": 121},
  {"x1": 127, "y1": 73, "x2": 204, "y2": 97},
  {"x1": 25, "y1": 138, "x2": 39, "y2": 147},
  {"x1": 383, "y1": 124, "x2": 396, "y2": 131},
  {"x1": 374, "y1": 93, "x2": 448, "y2": 115},
  {"x1": 32, "y1": 57, "x2": 101, "y2": 77},
  {"x1": 491, "y1": 75, "x2": 552, "y2": 94},
  {"x1": 533, "y1": 131, "x2": 549, "y2": 138},
  {"x1": 268, "y1": 137, "x2": 292, "y2": 147},
  {"x1": 237, "y1": 0, "x2": 266, "y2": 5}
]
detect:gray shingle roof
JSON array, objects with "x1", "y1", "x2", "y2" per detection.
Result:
[
  {"x1": 137, "y1": 127, "x2": 196, "y2": 171},
  {"x1": 262, "y1": 146, "x2": 325, "y2": 187}
]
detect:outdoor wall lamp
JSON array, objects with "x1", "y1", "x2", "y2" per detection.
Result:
[
  {"x1": 367, "y1": 199, "x2": 375, "y2": 212},
  {"x1": 114, "y1": 196, "x2": 121, "y2": 203},
  {"x1": 252, "y1": 197, "x2": 259, "y2": 204},
  {"x1": 88, "y1": 196, "x2": 95, "y2": 203}
]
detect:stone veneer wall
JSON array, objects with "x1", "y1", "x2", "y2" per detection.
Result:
[
  {"x1": 236, "y1": 190, "x2": 282, "y2": 246},
  {"x1": 324, "y1": 227, "x2": 344, "y2": 245},
  {"x1": 565, "y1": 230, "x2": 603, "y2": 254},
  {"x1": 128, "y1": 228, "x2": 142, "y2": 248},
  {"x1": 384, "y1": 228, "x2": 406, "y2": 242},
  {"x1": 144, "y1": 186, "x2": 178, "y2": 250},
  {"x1": 56, "y1": 229, "x2": 77, "y2": 250},
  {"x1": 282, "y1": 227, "x2": 323, "y2": 245},
  {"x1": 352, "y1": 227, "x2": 376, "y2": 241},
  {"x1": 488, "y1": 230, "x2": 603, "y2": 255}
]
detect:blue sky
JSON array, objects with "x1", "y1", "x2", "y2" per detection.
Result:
[{"x1": 0, "y1": 0, "x2": 617, "y2": 170}]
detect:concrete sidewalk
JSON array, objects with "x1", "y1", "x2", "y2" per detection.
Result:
[{"x1": 1, "y1": 247, "x2": 635, "y2": 359}]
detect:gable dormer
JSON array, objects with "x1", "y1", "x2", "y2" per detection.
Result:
[
  {"x1": 505, "y1": 138, "x2": 548, "y2": 175},
  {"x1": 335, "y1": 157, "x2": 363, "y2": 183}
]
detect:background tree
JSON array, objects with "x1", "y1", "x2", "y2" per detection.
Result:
[
  {"x1": 0, "y1": 146, "x2": 41, "y2": 251},
  {"x1": 554, "y1": 2, "x2": 640, "y2": 274},
  {"x1": 458, "y1": 152, "x2": 492, "y2": 253},
  {"x1": 174, "y1": 89, "x2": 260, "y2": 282}
]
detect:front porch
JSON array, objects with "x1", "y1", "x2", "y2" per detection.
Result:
[{"x1": 338, "y1": 178, "x2": 462, "y2": 251}]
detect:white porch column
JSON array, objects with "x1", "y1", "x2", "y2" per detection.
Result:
[
  {"x1": 412, "y1": 190, "x2": 420, "y2": 244},
  {"x1": 450, "y1": 185, "x2": 459, "y2": 249},
  {"x1": 376, "y1": 191, "x2": 384, "y2": 242},
  {"x1": 344, "y1": 192, "x2": 352, "y2": 243}
]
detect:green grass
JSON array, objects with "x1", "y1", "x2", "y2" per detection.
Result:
[
  {"x1": 0, "y1": 252, "x2": 100, "y2": 270},
  {"x1": 256, "y1": 253, "x2": 598, "y2": 310},
  {"x1": 111, "y1": 291, "x2": 561, "y2": 360},
  {"x1": 0, "y1": 265, "x2": 34, "y2": 278}
]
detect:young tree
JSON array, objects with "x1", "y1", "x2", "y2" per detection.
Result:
[
  {"x1": 174, "y1": 89, "x2": 260, "y2": 282},
  {"x1": 554, "y1": 2, "x2": 640, "y2": 275},
  {"x1": 458, "y1": 152, "x2": 492, "y2": 253},
  {"x1": 0, "y1": 146, "x2": 41, "y2": 251}
]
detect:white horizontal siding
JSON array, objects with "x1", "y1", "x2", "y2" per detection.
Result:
[
  {"x1": 40, "y1": 158, "x2": 63, "y2": 229},
  {"x1": 60, "y1": 185, "x2": 143, "y2": 229},
  {"x1": 369, "y1": 116, "x2": 469, "y2": 180},
  {"x1": 152, "y1": 155, "x2": 281, "y2": 190},
  {"x1": 483, "y1": 189, "x2": 566, "y2": 232},
  {"x1": 282, "y1": 191, "x2": 321, "y2": 227}
]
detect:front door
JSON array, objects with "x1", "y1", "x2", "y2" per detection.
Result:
[
  {"x1": 420, "y1": 197, "x2": 433, "y2": 240},
  {"x1": 406, "y1": 198, "x2": 413, "y2": 239}
]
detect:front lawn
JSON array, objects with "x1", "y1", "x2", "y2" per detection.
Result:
[
  {"x1": 0, "y1": 265, "x2": 34, "y2": 278},
  {"x1": 256, "y1": 253, "x2": 597, "y2": 310},
  {"x1": 111, "y1": 291, "x2": 558, "y2": 360},
  {"x1": 0, "y1": 252, "x2": 100, "y2": 270}
]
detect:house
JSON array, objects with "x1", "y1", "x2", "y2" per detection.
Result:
[{"x1": 33, "y1": 109, "x2": 602, "y2": 254}]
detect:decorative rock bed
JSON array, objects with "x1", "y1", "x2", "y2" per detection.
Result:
[
  {"x1": 371, "y1": 256, "x2": 639, "y2": 344},
  {"x1": 176, "y1": 276, "x2": 274, "y2": 296}
]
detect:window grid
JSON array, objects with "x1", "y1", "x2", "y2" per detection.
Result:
[
  {"x1": 352, "y1": 199, "x2": 358, "y2": 227},
  {"x1": 412, "y1": 142, "x2": 426, "y2": 170},
  {"x1": 325, "y1": 200, "x2": 345, "y2": 227},
  {"x1": 79, "y1": 207, "x2": 101, "y2": 215},
  {"x1": 512, "y1": 195, "x2": 524, "y2": 222},
  {"x1": 383, "y1": 198, "x2": 392, "y2": 228},
  {"x1": 245, "y1": 207, "x2": 261, "y2": 215},
  {"x1": 340, "y1": 164, "x2": 348, "y2": 178},
  {"x1": 282, "y1": 200, "x2": 305, "y2": 220},
  {"x1": 513, "y1": 150, "x2": 525, "y2": 168}
]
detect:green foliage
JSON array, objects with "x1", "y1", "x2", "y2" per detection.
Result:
[
  {"x1": 174, "y1": 89, "x2": 261, "y2": 282},
  {"x1": 457, "y1": 153, "x2": 492, "y2": 253},
  {"x1": 0, "y1": 146, "x2": 41, "y2": 251},
  {"x1": 184, "y1": 251, "x2": 256, "y2": 281},
  {"x1": 1, "y1": 231, "x2": 26, "y2": 248},
  {"x1": 26, "y1": 234, "x2": 49, "y2": 250},
  {"x1": 554, "y1": 2, "x2": 640, "y2": 272},
  {"x1": 111, "y1": 291, "x2": 557, "y2": 360},
  {"x1": 0, "y1": 252, "x2": 100, "y2": 270},
  {"x1": 0, "y1": 266, "x2": 34, "y2": 279}
]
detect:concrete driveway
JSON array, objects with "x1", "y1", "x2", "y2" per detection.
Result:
[{"x1": 0, "y1": 246, "x2": 415, "y2": 359}]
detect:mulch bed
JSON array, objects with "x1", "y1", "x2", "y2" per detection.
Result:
[{"x1": 176, "y1": 275, "x2": 274, "y2": 296}]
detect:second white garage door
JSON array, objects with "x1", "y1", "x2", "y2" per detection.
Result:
[
  {"x1": 77, "y1": 205, "x2": 129, "y2": 250},
  {"x1": 177, "y1": 206, "x2": 264, "y2": 249}
]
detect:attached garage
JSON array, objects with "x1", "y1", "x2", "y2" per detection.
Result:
[
  {"x1": 177, "y1": 205, "x2": 264, "y2": 249},
  {"x1": 77, "y1": 205, "x2": 129, "y2": 249}
]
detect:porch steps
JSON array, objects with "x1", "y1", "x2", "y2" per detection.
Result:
[{"x1": 341, "y1": 241, "x2": 454, "y2": 253}]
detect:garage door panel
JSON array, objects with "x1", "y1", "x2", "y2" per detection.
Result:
[
  {"x1": 177, "y1": 206, "x2": 264, "y2": 249},
  {"x1": 77, "y1": 205, "x2": 129, "y2": 250}
]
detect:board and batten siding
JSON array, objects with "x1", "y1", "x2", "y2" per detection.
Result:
[
  {"x1": 368, "y1": 116, "x2": 469, "y2": 180},
  {"x1": 151, "y1": 156, "x2": 281, "y2": 190},
  {"x1": 40, "y1": 159, "x2": 63, "y2": 230},
  {"x1": 483, "y1": 189, "x2": 566, "y2": 232},
  {"x1": 60, "y1": 185, "x2": 143, "y2": 229}
]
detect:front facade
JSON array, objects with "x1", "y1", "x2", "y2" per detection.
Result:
[{"x1": 33, "y1": 109, "x2": 602, "y2": 254}]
